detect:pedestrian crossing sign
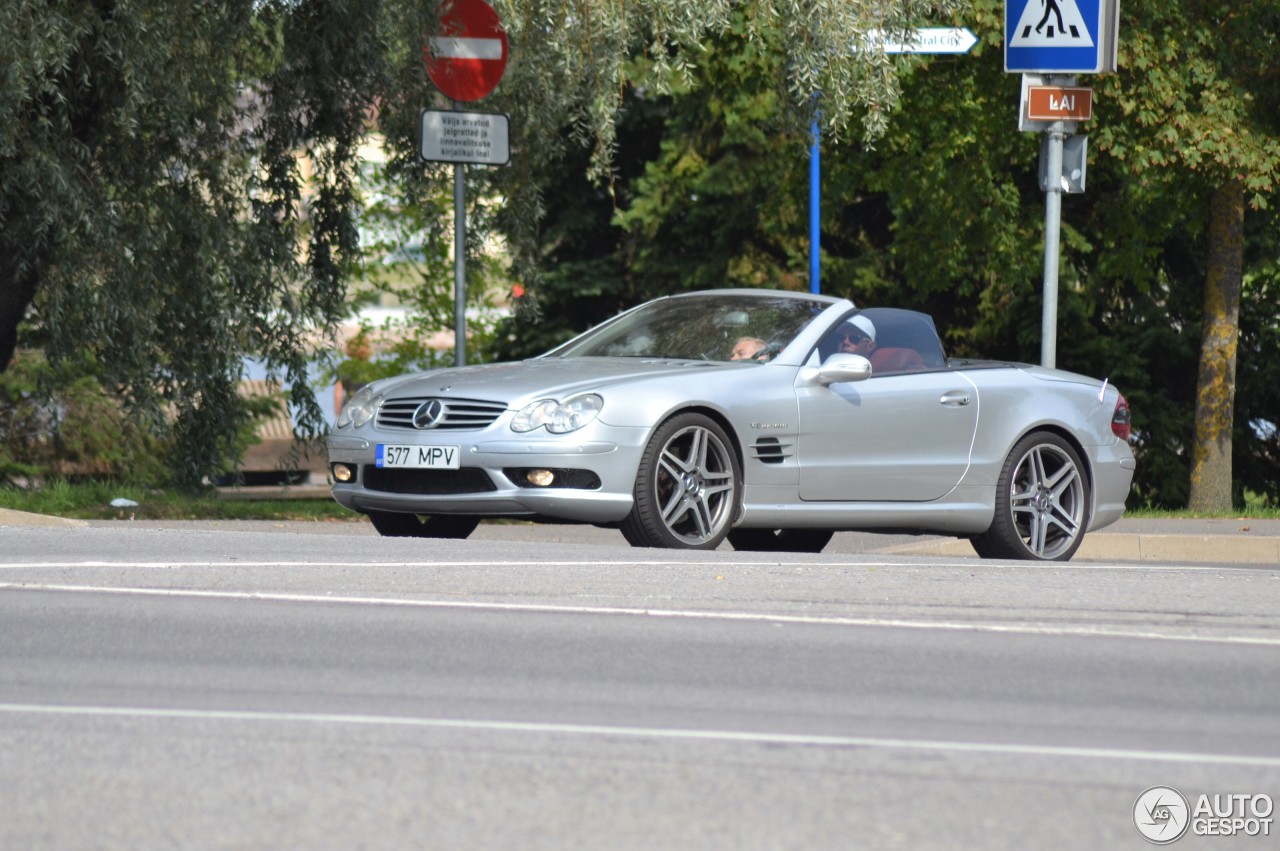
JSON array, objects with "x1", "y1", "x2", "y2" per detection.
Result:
[{"x1": 1005, "y1": 0, "x2": 1119, "y2": 74}]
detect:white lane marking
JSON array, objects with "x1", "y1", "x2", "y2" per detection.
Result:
[
  {"x1": 3, "y1": 582, "x2": 1278, "y2": 646},
  {"x1": 2, "y1": 703, "x2": 1278, "y2": 768},
  {"x1": 0, "y1": 559, "x2": 1263, "y2": 573}
]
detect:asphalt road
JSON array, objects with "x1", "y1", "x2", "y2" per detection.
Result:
[{"x1": 2, "y1": 525, "x2": 1279, "y2": 850}]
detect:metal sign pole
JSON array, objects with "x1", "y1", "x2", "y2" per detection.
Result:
[
  {"x1": 426, "y1": 0, "x2": 510, "y2": 370},
  {"x1": 454, "y1": 161, "x2": 466, "y2": 368},
  {"x1": 1040, "y1": 117, "x2": 1066, "y2": 368},
  {"x1": 1005, "y1": 0, "x2": 1119, "y2": 368},
  {"x1": 809, "y1": 118, "x2": 820, "y2": 294}
]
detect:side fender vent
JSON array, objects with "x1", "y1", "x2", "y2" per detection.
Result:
[{"x1": 751, "y1": 437, "x2": 793, "y2": 465}]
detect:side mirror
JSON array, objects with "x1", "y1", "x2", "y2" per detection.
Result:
[{"x1": 815, "y1": 353, "x2": 872, "y2": 385}]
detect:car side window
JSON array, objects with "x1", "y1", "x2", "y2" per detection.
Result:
[{"x1": 818, "y1": 308, "x2": 948, "y2": 376}]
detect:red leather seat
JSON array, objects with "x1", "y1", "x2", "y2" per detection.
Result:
[{"x1": 870, "y1": 347, "x2": 925, "y2": 374}]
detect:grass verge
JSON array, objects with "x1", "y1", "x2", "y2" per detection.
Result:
[{"x1": 0, "y1": 480, "x2": 357, "y2": 521}]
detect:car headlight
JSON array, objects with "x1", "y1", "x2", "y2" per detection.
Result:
[
  {"x1": 511, "y1": 394, "x2": 603, "y2": 434},
  {"x1": 336, "y1": 386, "x2": 381, "y2": 429}
]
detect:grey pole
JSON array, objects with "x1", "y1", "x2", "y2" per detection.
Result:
[
  {"x1": 1040, "y1": 118, "x2": 1066, "y2": 369},
  {"x1": 453, "y1": 161, "x2": 466, "y2": 368}
]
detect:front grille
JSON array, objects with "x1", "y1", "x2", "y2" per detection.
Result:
[
  {"x1": 362, "y1": 466, "x2": 497, "y2": 495},
  {"x1": 376, "y1": 397, "x2": 507, "y2": 431}
]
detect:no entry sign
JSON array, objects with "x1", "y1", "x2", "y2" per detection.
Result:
[{"x1": 424, "y1": 0, "x2": 508, "y2": 102}]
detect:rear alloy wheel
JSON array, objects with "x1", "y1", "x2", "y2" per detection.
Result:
[
  {"x1": 728, "y1": 528, "x2": 834, "y2": 553},
  {"x1": 366, "y1": 511, "x2": 480, "y2": 539},
  {"x1": 970, "y1": 432, "x2": 1089, "y2": 561},
  {"x1": 620, "y1": 413, "x2": 740, "y2": 549}
]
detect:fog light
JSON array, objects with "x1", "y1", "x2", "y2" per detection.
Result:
[
  {"x1": 526, "y1": 469, "x2": 556, "y2": 487},
  {"x1": 333, "y1": 463, "x2": 354, "y2": 483}
]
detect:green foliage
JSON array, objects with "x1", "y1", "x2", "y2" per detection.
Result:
[
  {"x1": 4, "y1": 0, "x2": 1278, "y2": 512},
  {"x1": 844, "y1": 0, "x2": 1280, "y2": 508},
  {"x1": 0, "y1": 0, "x2": 366, "y2": 488},
  {"x1": 1092, "y1": 2, "x2": 1280, "y2": 204},
  {"x1": 328, "y1": 157, "x2": 510, "y2": 387},
  {"x1": 492, "y1": 0, "x2": 1280, "y2": 511},
  {"x1": 1, "y1": 0, "x2": 968, "y2": 489},
  {"x1": 488, "y1": 0, "x2": 965, "y2": 184},
  {"x1": 1087, "y1": 1, "x2": 1280, "y2": 510},
  {"x1": 0, "y1": 351, "x2": 169, "y2": 486},
  {"x1": 489, "y1": 85, "x2": 673, "y2": 361},
  {"x1": 614, "y1": 20, "x2": 812, "y2": 296},
  {"x1": 1235, "y1": 242, "x2": 1280, "y2": 503}
]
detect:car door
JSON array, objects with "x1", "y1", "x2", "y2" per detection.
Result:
[{"x1": 796, "y1": 368, "x2": 979, "y2": 501}]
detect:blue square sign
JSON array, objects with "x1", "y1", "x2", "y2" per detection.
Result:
[{"x1": 1005, "y1": 0, "x2": 1118, "y2": 74}]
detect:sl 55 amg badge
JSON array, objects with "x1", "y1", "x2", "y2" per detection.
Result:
[{"x1": 751, "y1": 422, "x2": 789, "y2": 430}]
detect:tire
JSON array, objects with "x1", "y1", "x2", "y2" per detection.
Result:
[
  {"x1": 620, "y1": 413, "x2": 740, "y2": 549},
  {"x1": 970, "y1": 431, "x2": 1089, "y2": 561},
  {"x1": 728, "y1": 528, "x2": 834, "y2": 553},
  {"x1": 366, "y1": 511, "x2": 480, "y2": 539}
]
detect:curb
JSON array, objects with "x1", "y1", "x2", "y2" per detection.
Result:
[{"x1": 0, "y1": 508, "x2": 87, "y2": 528}]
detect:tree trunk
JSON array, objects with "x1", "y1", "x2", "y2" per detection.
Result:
[
  {"x1": 0, "y1": 253, "x2": 40, "y2": 373},
  {"x1": 1188, "y1": 180, "x2": 1245, "y2": 511}
]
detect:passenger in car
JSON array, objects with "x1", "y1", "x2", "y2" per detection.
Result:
[
  {"x1": 835, "y1": 316, "x2": 877, "y2": 358},
  {"x1": 730, "y1": 336, "x2": 769, "y2": 361},
  {"x1": 835, "y1": 316, "x2": 925, "y2": 374}
]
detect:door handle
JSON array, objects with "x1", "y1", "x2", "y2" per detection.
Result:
[{"x1": 940, "y1": 391, "x2": 971, "y2": 407}]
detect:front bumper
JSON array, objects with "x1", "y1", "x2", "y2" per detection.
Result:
[{"x1": 326, "y1": 428, "x2": 647, "y2": 524}]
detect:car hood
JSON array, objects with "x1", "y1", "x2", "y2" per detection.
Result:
[{"x1": 372, "y1": 357, "x2": 729, "y2": 407}]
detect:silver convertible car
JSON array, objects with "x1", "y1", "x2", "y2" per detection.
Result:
[{"x1": 328, "y1": 289, "x2": 1135, "y2": 560}]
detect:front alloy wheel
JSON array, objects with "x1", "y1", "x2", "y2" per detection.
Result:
[
  {"x1": 971, "y1": 432, "x2": 1089, "y2": 561},
  {"x1": 620, "y1": 413, "x2": 740, "y2": 549}
]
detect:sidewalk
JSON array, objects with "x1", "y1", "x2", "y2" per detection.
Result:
[{"x1": 1, "y1": 508, "x2": 1277, "y2": 565}]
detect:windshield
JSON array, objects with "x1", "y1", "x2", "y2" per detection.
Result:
[{"x1": 546, "y1": 293, "x2": 829, "y2": 362}]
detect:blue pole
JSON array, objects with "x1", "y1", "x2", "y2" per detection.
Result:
[{"x1": 809, "y1": 120, "x2": 820, "y2": 294}]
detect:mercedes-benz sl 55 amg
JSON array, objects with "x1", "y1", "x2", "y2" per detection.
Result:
[{"x1": 328, "y1": 289, "x2": 1135, "y2": 560}]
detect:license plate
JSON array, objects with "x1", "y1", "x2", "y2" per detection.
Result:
[{"x1": 375, "y1": 444, "x2": 461, "y2": 469}]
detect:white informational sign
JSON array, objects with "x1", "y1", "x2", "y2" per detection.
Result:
[
  {"x1": 862, "y1": 27, "x2": 978, "y2": 54},
  {"x1": 419, "y1": 110, "x2": 510, "y2": 166}
]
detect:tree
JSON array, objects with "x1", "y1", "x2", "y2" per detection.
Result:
[
  {"x1": 539, "y1": 0, "x2": 1280, "y2": 509},
  {"x1": 859, "y1": 1, "x2": 1280, "y2": 507},
  {"x1": 1092, "y1": 2, "x2": 1280, "y2": 510},
  {"x1": 1, "y1": 0, "x2": 963, "y2": 488},
  {"x1": 0, "y1": 0, "x2": 377, "y2": 486}
]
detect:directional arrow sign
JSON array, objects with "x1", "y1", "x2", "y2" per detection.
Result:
[{"x1": 862, "y1": 27, "x2": 978, "y2": 54}]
